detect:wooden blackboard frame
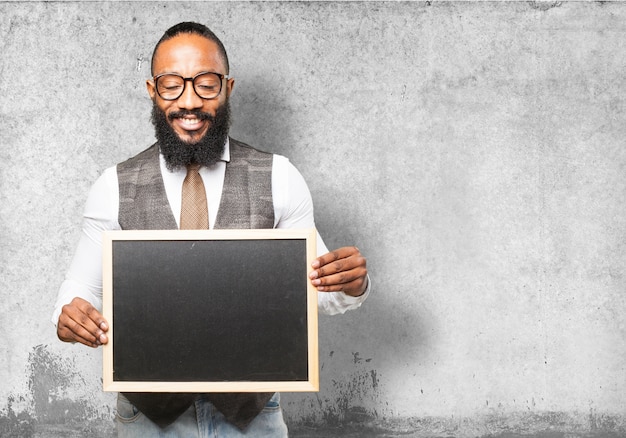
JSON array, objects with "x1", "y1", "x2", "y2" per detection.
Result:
[{"x1": 102, "y1": 228, "x2": 318, "y2": 393}]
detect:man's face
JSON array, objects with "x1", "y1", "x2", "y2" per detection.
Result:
[{"x1": 147, "y1": 33, "x2": 234, "y2": 144}]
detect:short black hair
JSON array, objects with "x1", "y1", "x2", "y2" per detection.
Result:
[{"x1": 151, "y1": 22, "x2": 229, "y2": 75}]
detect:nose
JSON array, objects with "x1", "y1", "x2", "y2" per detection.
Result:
[{"x1": 177, "y1": 79, "x2": 203, "y2": 110}]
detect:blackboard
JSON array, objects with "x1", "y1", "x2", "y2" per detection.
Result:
[{"x1": 102, "y1": 229, "x2": 318, "y2": 392}]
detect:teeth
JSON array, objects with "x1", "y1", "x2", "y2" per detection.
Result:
[{"x1": 181, "y1": 118, "x2": 200, "y2": 125}]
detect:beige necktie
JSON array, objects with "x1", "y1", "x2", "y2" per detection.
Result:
[{"x1": 180, "y1": 164, "x2": 209, "y2": 230}]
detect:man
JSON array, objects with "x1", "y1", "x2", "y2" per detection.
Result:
[{"x1": 52, "y1": 22, "x2": 369, "y2": 437}]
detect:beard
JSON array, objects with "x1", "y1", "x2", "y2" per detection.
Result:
[{"x1": 151, "y1": 100, "x2": 231, "y2": 171}]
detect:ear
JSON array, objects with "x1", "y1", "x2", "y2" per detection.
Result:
[
  {"x1": 146, "y1": 79, "x2": 157, "y2": 102},
  {"x1": 225, "y1": 77, "x2": 235, "y2": 98}
]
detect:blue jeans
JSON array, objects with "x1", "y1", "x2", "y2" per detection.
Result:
[{"x1": 115, "y1": 393, "x2": 288, "y2": 437}]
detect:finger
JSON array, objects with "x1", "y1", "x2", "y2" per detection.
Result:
[
  {"x1": 311, "y1": 265, "x2": 367, "y2": 290},
  {"x1": 319, "y1": 256, "x2": 366, "y2": 278},
  {"x1": 316, "y1": 276, "x2": 367, "y2": 296},
  {"x1": 310, "y1": 255, "x2": 366, "y2": 283},
  {"x1": 59, "y1": 328, "x2": 100, "y2": 348},
  {"x1": 57, "y1": 317, "x2": 102, "y2": 348},
  {"x1": 59, "y1": 304, "x2": 109, "y2": 346},
  {"x1": 64, "y1": 305, "x2": 101, "y2": 338},
  {"x1": 73, "y1": 298, "x2": 109, "y2": 332},
  {"x1": 58, "y1": 311, "x2": 105, "y2": 345},
  {"x1": 311, "y1": 246, "x2": 360, "y2": 269}
]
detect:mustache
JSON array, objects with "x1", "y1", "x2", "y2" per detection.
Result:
[{"x1": 167, "y1": 110, "x2": 214, "y2": 123}]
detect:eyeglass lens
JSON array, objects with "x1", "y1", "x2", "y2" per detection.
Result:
[{"x1": 156, "y1": 73, "x2": 223, "y2": 100}]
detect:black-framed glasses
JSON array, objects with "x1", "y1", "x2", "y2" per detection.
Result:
[{"x1": 153, "y1": 71, "x2": 229, "y2": 101}]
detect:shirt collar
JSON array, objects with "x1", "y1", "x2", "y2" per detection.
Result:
[{"x1": 222, "y1": 137, "x2": 231, "y2": 163}]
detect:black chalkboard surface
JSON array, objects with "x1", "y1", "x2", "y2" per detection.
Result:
[{"x1": 102, "y1": 229, "x2": 318, "y2": 393}]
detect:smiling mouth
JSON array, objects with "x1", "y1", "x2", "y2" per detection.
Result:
[
  {"x1": 169, "y1": 111, "x2": 212, "y2": 133},
  {"x1": 174, "y1": 117, "x2": 207, "y2": 133},
  {"x1": 180, "y1": 117, "x2": 201, "y2": 126}
]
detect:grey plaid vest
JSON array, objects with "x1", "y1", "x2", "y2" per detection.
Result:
[
  {"x1": 116, "y1": 138, "x2": 275, "y2": 430},
  {"x1": 118, "y1": 138, "x2": 275, "y2": 230}
]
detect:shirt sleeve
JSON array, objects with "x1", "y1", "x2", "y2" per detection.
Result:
[
  {"x1": 51, "y1": 166, "x2": 120, "y2": 326},
  {"x1": 271, "y1": 155, "x2": 370, "y2": 315}
]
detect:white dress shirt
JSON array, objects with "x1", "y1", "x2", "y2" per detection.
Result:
[{"x1": 52, "y1": 140, "x2": 369, "y2": 326}]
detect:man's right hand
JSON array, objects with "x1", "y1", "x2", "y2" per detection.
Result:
[{"x1": 57, "y1": 297, "x2": 109, "y2": 348}]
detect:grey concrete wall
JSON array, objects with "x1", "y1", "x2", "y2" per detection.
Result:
[{"x1": 1, "y1": 1, "x2": 625, "y2": 437}]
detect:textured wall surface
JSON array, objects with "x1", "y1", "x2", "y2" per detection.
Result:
[{"x1": 1, "y1": 1, "x2": 625, "y2": 437}]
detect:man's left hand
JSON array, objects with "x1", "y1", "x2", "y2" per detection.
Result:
[{"x1": 309, "y1": 246, "x2": 368, "y2": 297}]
